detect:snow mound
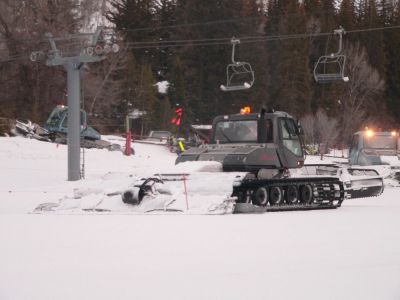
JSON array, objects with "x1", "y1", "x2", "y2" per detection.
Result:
[
  {"x1": 33, "y1": 165, "x2": 245, "y2": 215},
  {"x1": 171, "y1": 161, "x2": 223, "y2": 173},
  {"x1": 155, "y1": 80, "x2": 169, "y2": 94}
]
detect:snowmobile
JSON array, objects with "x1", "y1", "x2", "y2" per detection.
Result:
[
  {"x1": 348, "y1": 129, "x2": 400, "y2": 184},
  {"x1": 12, "y1": 119, "x2": 51, "y2": 141},
  {"x1": 123, "y1": 109, "x2": 384, "y2": 213}
]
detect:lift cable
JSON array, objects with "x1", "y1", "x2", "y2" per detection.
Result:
[
  {"x1": 123, "y1": 24, "x2": 400, "y2": 49},
  {"x1": 1, "y1": 24, "x2": 400, "y2": 62}
]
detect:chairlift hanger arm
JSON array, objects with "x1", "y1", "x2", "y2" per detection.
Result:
[
  {"x1": 230, "y1": 38, "x2": 240, "y2": 64},
  {"x1": 331, "y1": 26, "x2": 345, "y2": 56}
]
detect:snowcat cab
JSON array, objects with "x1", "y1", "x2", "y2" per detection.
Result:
[
  {"x1": 348, "y1": 130, "x2": 400, "y2": 182},
  {"x1": 220, "y1": 38, "x2": 255, "y2": 92},
  {"x1": 43, "y1": 105, "x2": 121, "y2": 150},
  {"x1": 44, "y1": 105, "x2": 101, "y2": 141},
  {"x1": 176, "y1": 109, "x2": 305, "y2": 174},
  {"x1": 349, "y1": 130, "x2": 400, "y2": 166},
  {"x1": 313, "y1": 27, "x2": 349, "y2": 83}
]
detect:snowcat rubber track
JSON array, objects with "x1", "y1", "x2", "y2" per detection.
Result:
[{"x1": 232, "y1": 176, "x2": 345, "y2": 213}]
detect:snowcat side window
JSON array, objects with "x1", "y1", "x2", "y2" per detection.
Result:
[
  {"x1": 280, "y1": 118, "x2": 302, "y2": 156},
  {"x1": 60, "y1": 111, "x2": 86, "y2": 129},
  {"x1": 364, "y1": 135, "x2": 397, "y2": 149},
  {"x1": 45, "y1": 109, "x2": 63, "y2": 128},
  {"x1": 47, "y1": 115, "x2": 61, "y2": 127}
]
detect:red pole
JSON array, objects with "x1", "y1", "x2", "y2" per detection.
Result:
[{"x1": 125, "y1": 131, "x2": 132, "y2": 156}]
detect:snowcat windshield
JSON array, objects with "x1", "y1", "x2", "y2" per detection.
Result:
[
  {"x1": 364, "y1": 135, "x2": 397, "y2": 149},
  {"x1": 45, "y1": 107, "x2": 65, "y2": 128},
  {"x1": 214, "y1": 120, "x2": 257, "y2": 143},
  {"x1": 45, "y1": 107, "x2": 86, "y2": 130}
]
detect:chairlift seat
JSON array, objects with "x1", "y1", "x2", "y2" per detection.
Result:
[
  {"x1": 220, "y1": 82, "x2": 251, "y2": 92},
  {"x1": 221, "y1": 62, "x2": 254, "y2": 92},
  {"x1": 313, "y1": 54, "x2": 349, "y2": 83},
  {"x1": 314, "y1": 73, "x2": 349, "y2": 83},
  {"x1": 313, "y1": 27, "x2": 350, "y2": 84}
]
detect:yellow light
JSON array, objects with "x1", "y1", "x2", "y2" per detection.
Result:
[
  {"x1": 240, "y1": 106, "x2": 251, "y2": 114},
  {"x1": 365, "y1": 129, "x2": 374, "y2": 138},
  {"x1": 391, "y1": 131, "x2": 398, "y2": 137}
]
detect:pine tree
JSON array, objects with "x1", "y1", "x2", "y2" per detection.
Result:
[
  {"x1": 319, "y1": 0, "x2": 337, "y2": 31},
  {"x1": 0, "y1": 0, "x2": 81, "y2": 121},
  {"x1": 265, "y1": 0, "x2": 312, "y2": 117},
  {"x1": 108, "y1": 0, "x2": 177, "y2": 134},
  {"x1": 338, "y1": 0, "x2": 357, "y2": 30},
  {"x1": 169, "y1": 0, "x2": 264, "y2": 129},
  {"x1": 264, "y1": 0, "x2": 284, "y2": 111},
  {"x1": 153, "y1": 0, "x2": 177, "y2": 82},
  {"x1": 108, "y1": 0, "x2": 157, "y2": 66},
  {"x1": 358, "y1": 0, "x2": 386, "y2": 76},
  {"x1": 383, "y1": 1, "x2": 400, "y2": 121},
  {"x1": 133, "y1": 64, "x2": 159, "y2": 134}
]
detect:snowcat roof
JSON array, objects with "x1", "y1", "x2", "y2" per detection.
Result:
[{"x1": 212, "y1": 111, "x2": 294, "y2": 123}]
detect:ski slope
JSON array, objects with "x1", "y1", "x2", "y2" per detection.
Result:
[{"x1": 0, "y1": 136, "x2": 400, "y2": 300}]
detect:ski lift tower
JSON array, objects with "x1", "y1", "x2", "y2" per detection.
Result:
[{"x1": 31, "y1": 27, "x2": 119, "y2": 181}]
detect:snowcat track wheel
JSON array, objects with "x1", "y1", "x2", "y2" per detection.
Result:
[
  {"x1": 253, "y1": 187, "x2": 268, "y2": 206},
  {"x1": 269, "y1": 186, "x2": 283, "y2": 206},
  {"x1": 299, "y1": 184, "x2": 313, "y2": 204},
  {"x1": 235, "y1": 189, "x2": 252, "y2": 203},
  {"x1": 244, "y1": 189, "x2": 253, "y2": 203},
  {"x1": 285, "y1": 185, "x2": 298, "y2": 205},
  {"x1": 236, "y1": 191, "x2": 248, "y2": 203}
]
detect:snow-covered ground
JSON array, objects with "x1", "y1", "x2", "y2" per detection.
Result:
[{"x1": 1, "y1": 136, "x2": 400, "y2": 300}]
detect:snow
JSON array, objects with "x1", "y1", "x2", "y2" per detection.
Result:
[
  {"x1": 381, "y1": 155, "x2": 400, "y2": 169},
  {"x1": 1, "y1": 136, "x2": 400, "y2": 299},
  {"x1": 191, "y1": 124, "x2": 212, "y2": 130},
  {"x1": 155, "y1": 80, "x2": 169, "y2": 94}
]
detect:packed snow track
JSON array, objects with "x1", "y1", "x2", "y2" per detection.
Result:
[{"x1": 1, "y1": 137, "x2": 400, "y2": 300}]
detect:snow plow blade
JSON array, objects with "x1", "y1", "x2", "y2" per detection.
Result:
[{"x1": 344, "y1": 168, "x2": 384, "y2": 199}]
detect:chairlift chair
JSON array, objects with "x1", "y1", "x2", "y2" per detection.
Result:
[
  {"x1": 313, "y1": 27, "x2": 350, "y2": 83},
  {"x1": 220, "y1": 38, "x2": 255, "y2": 92}
]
